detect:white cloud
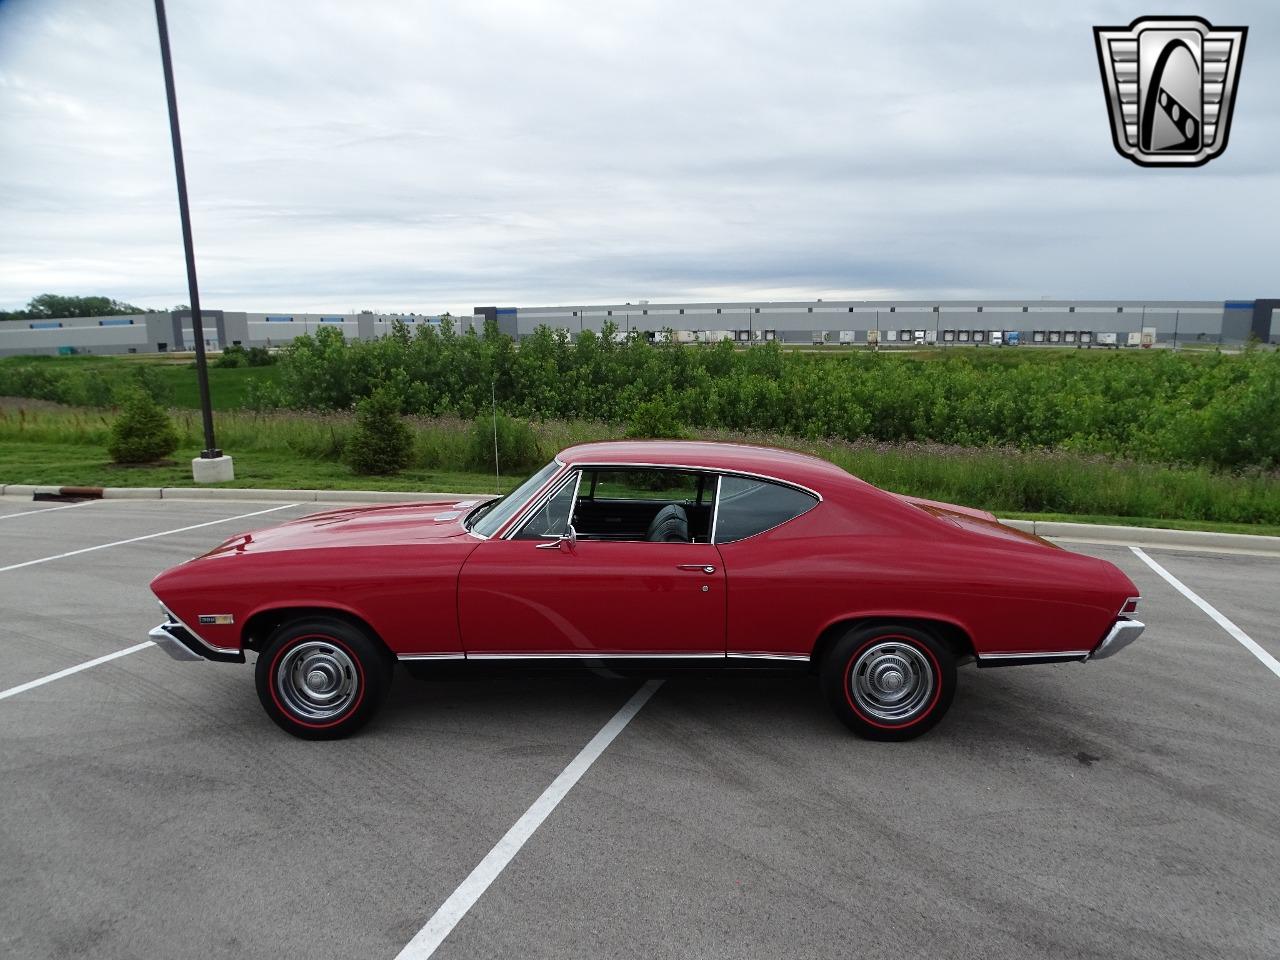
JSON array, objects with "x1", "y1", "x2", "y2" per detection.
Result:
[{"x1": 1, "y1": 0, "x2": 1276, "y2": 313}]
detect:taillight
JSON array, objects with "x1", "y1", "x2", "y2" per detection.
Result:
[{"x1": 1121, "y1": 596, "x2": 1140, "y2": 615}]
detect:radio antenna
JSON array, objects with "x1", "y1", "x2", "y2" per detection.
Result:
[{"x1": 491, "y1": 380, "x2": 501, "y2": 494}]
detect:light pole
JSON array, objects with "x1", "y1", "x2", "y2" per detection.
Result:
[
  {"x1": 1173, "y1": 309, "x2": 1180, "y2": 350},
  {"x1": 154, "y1": 0, "x2": 232, "y2": 481}
]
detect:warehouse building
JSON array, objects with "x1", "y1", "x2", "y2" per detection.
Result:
[
  {"x1": 1, "y1": 299, "x2": 1276, "y2": 356},
  {"x1": 474, "y1": 299, "x2": 1278, "y2": 348}
]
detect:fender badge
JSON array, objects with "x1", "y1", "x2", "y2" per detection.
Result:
[{"x1": 198, "y1": 614, "x2": 235, "y2": 625}]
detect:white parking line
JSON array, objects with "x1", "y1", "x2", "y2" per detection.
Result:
[
  {"x1": 1131, "y1": 546, "x2": 1280, "y2": 680},
  {"x1": 0, "y1": 641, "x2": 154, "y2": 702},
  {"x1": 395, "y1": 679, "x2": 664, "y2": 960},
  {"x1": 0, "y1": 503, "x2": 299, "y2": 573},
  {"x1": 0, "y1": 500, "x2": 96, "y2": 521}
]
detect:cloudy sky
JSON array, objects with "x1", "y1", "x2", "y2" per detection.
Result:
[{"x1": 0, "y1": 0, "x2": 1276, "y2": 314}]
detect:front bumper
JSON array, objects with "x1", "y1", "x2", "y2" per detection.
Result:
[
  {"x1": 1088, "y1": 618, "x2": 1145, "y2": 660},
  {"x1": 149, "y1": 619, "x2": 244, "y2": 663}
]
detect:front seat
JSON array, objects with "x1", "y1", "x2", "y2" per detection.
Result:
[{"x1": 645, "y1": 503, "x2": 690, "y2": 543}]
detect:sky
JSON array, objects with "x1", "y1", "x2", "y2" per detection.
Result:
[{"x1": 0, "y1": 0, "x2": 1276, "y2": 314}]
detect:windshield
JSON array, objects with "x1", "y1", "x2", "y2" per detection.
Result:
[{"x1": 468, "y1": 461, "x2": 561, "y2": 538}]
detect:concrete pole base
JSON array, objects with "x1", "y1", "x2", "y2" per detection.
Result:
[{"x1": 191, "y1": 455, "x2": 235, "y2": 483}]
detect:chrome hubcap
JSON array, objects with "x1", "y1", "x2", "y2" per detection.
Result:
[
  {"x1": 849, "y1": 641, "x2": 935, "y2": 723},
  {"x1": 276, "y1": 640, "x2": 359, "y2": 722}
]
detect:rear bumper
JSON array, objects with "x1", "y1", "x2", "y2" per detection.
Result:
[
  {"x1": 149, "y1": 619, "x2": 244, "y2": 664},
  {"x1": 1088, "y1": 618, "x2": 1145, "y2": 660}
]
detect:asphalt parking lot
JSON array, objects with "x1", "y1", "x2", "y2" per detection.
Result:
[{"x1": 2, "y1": 497, "x2": 1278, "y2": 960}]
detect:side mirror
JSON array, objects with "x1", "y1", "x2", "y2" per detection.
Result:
[{"x1": 535, "y1": 525, "x2": 578, "y2": 551}]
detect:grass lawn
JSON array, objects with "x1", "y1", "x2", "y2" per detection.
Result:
[
  {"x1": 1, "y1": 441, "x2": 507, "y2": 495},
  {"x1": 5, "y1": 424, "x2": 1279, "y2": 537},
  {"x1": 161, "y1": 364, "x2": 281, "y2": 409}
]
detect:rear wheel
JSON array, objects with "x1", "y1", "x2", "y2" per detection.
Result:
[
  {"x1": 821, "y1": 623, "x2": 955, "y2": 741},
  {"x1": 255, "y1": 617, "x2": 392, "y2": 740}
]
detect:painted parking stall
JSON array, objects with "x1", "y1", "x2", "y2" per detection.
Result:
[
  {"x1": 411, "y1": 542, "x2": 1280, "y2": 960},
  {"x1": 0, "y1": 500, "x2": 317, "y2": 691},
  {"x1": 0, "y1": 499, "x2": 297, "y2": 569},
  {"x1": 1, "y1": 498, "x2": 1278, "y2": 959}
]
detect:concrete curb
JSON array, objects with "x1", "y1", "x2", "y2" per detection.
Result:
[
  {"x1": 999, "y1": 518, "x2": 1280, "y2": 555},
  {"x1": 3, "y1": 483, "x2": 1278, "y2": 554},
  {"x1": 0, "y1": 483, "x2": 466, "y2": 505}
]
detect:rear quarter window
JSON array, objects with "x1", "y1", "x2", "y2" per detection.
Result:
[{"x1": 714, "y1": 475, "x2": 818, "y2": 543}]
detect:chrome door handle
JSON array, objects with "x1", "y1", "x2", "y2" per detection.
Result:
[{"x1": 676, "y1": 564, "x2": 716, "y2": 574}]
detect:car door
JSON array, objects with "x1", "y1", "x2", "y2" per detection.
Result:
[{"x1": 458, "y1": 467, "x2": 726, "y2": 658}]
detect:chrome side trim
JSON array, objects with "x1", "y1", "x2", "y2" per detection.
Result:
[
  {"x1": 709, "y1": 474, "x2": 722, "y2": 544},
  {"x1": 466, "y1": 651, "x2": 726, "y2": 660},
  {"x1": 1089, "y1": 618, "x2": 1145, "y2": 660},
  {"x1": 979, "y1": 650, "x2": 1091, "y2": 661},
  {"x1": 405, "y1": 652, "x2": 812, "y2": 662}
]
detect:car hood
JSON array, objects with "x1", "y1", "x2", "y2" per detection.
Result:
[{"x1": 197, "y1": 498, "x2": 493, "y2": 558}]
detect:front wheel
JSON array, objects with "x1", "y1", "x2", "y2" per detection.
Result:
[
  {"x1": 821, "y1": 623, "x2": 956, "y2": 741},
  {"x1": 255, "y1": 617, "x2": 392, "y2": 740}
]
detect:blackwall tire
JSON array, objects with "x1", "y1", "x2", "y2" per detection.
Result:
[
  {"x1": 255, "y1": 617, "x2": 392, "y2": 740},
  {"x1": 821, "y1": 623, "x2": 956, "y2": 742}
]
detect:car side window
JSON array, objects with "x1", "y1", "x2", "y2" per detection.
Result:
[
  {"x1": 585, "y1": 469, "x2": 702, "y2": 502},
  {"x1": 714, "y1": 475, "x2": 817, "y2": 543},
  {"x1": 512, "y1": 471, "x2": 580, "y2": 540}
]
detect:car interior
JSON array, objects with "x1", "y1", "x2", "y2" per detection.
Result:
[
  {"x1": 572, "y1": 469, "x2": 714, "y2": 542},
  {"x1": 515, "y1": 468, "x2": 715, "y2": 543},
  {"x1": 512, "y1": 466, "x2": 821, "y2": 545}
]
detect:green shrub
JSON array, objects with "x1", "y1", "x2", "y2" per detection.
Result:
[
  {"x1": 125, "y1": 364, "x2": 175, "y2": 405},
  {"x1": 625, "y1": 397, "x2": 688, "y2": 439},
  {"x1": 248, "y1": 321, "x2": 1280, "y2": 470},
  {"x1": 5, "y1": 333, "x2": 1280, "y2": 473},
  {"x1": 467, "y1": 413, "x2": 541, "y2": 474},
  {"x1": 108, "y1": 390, "x2": 179, "y2": 463},
  {"x1": 343, "y1": 387, "x2": 414, "y2": 475},
  {"x1": 214, "y1": 345, "x2": 247, "y2": 368}
]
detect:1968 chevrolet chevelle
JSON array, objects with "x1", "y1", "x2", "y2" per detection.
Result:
[{"x1": 149, "y1": 440, "x2": 1144, "y2": 740}]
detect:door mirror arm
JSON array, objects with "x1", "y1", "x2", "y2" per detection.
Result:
[{"x1": 535, "y1": 524, "x2": 578, "y2": 551}]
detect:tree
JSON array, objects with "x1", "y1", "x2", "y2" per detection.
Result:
[
  {"x1": 344, "y1": 386, "x2": 414, "y2": 475},
  {"x1": 108, "y1": 390, "x2": 180, "y2": 464},
  {"x1": 1, "y1": 294, "x2": 153, "y2": 321}
]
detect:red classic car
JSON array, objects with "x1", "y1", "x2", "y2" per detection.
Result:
[{"x1": 149, "y1": 440, "x2": 1144, "y2": 740}]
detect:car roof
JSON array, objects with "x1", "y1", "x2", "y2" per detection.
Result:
[{"x1": 557, "y1": 440, "x2": 858, "y2": 493}]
